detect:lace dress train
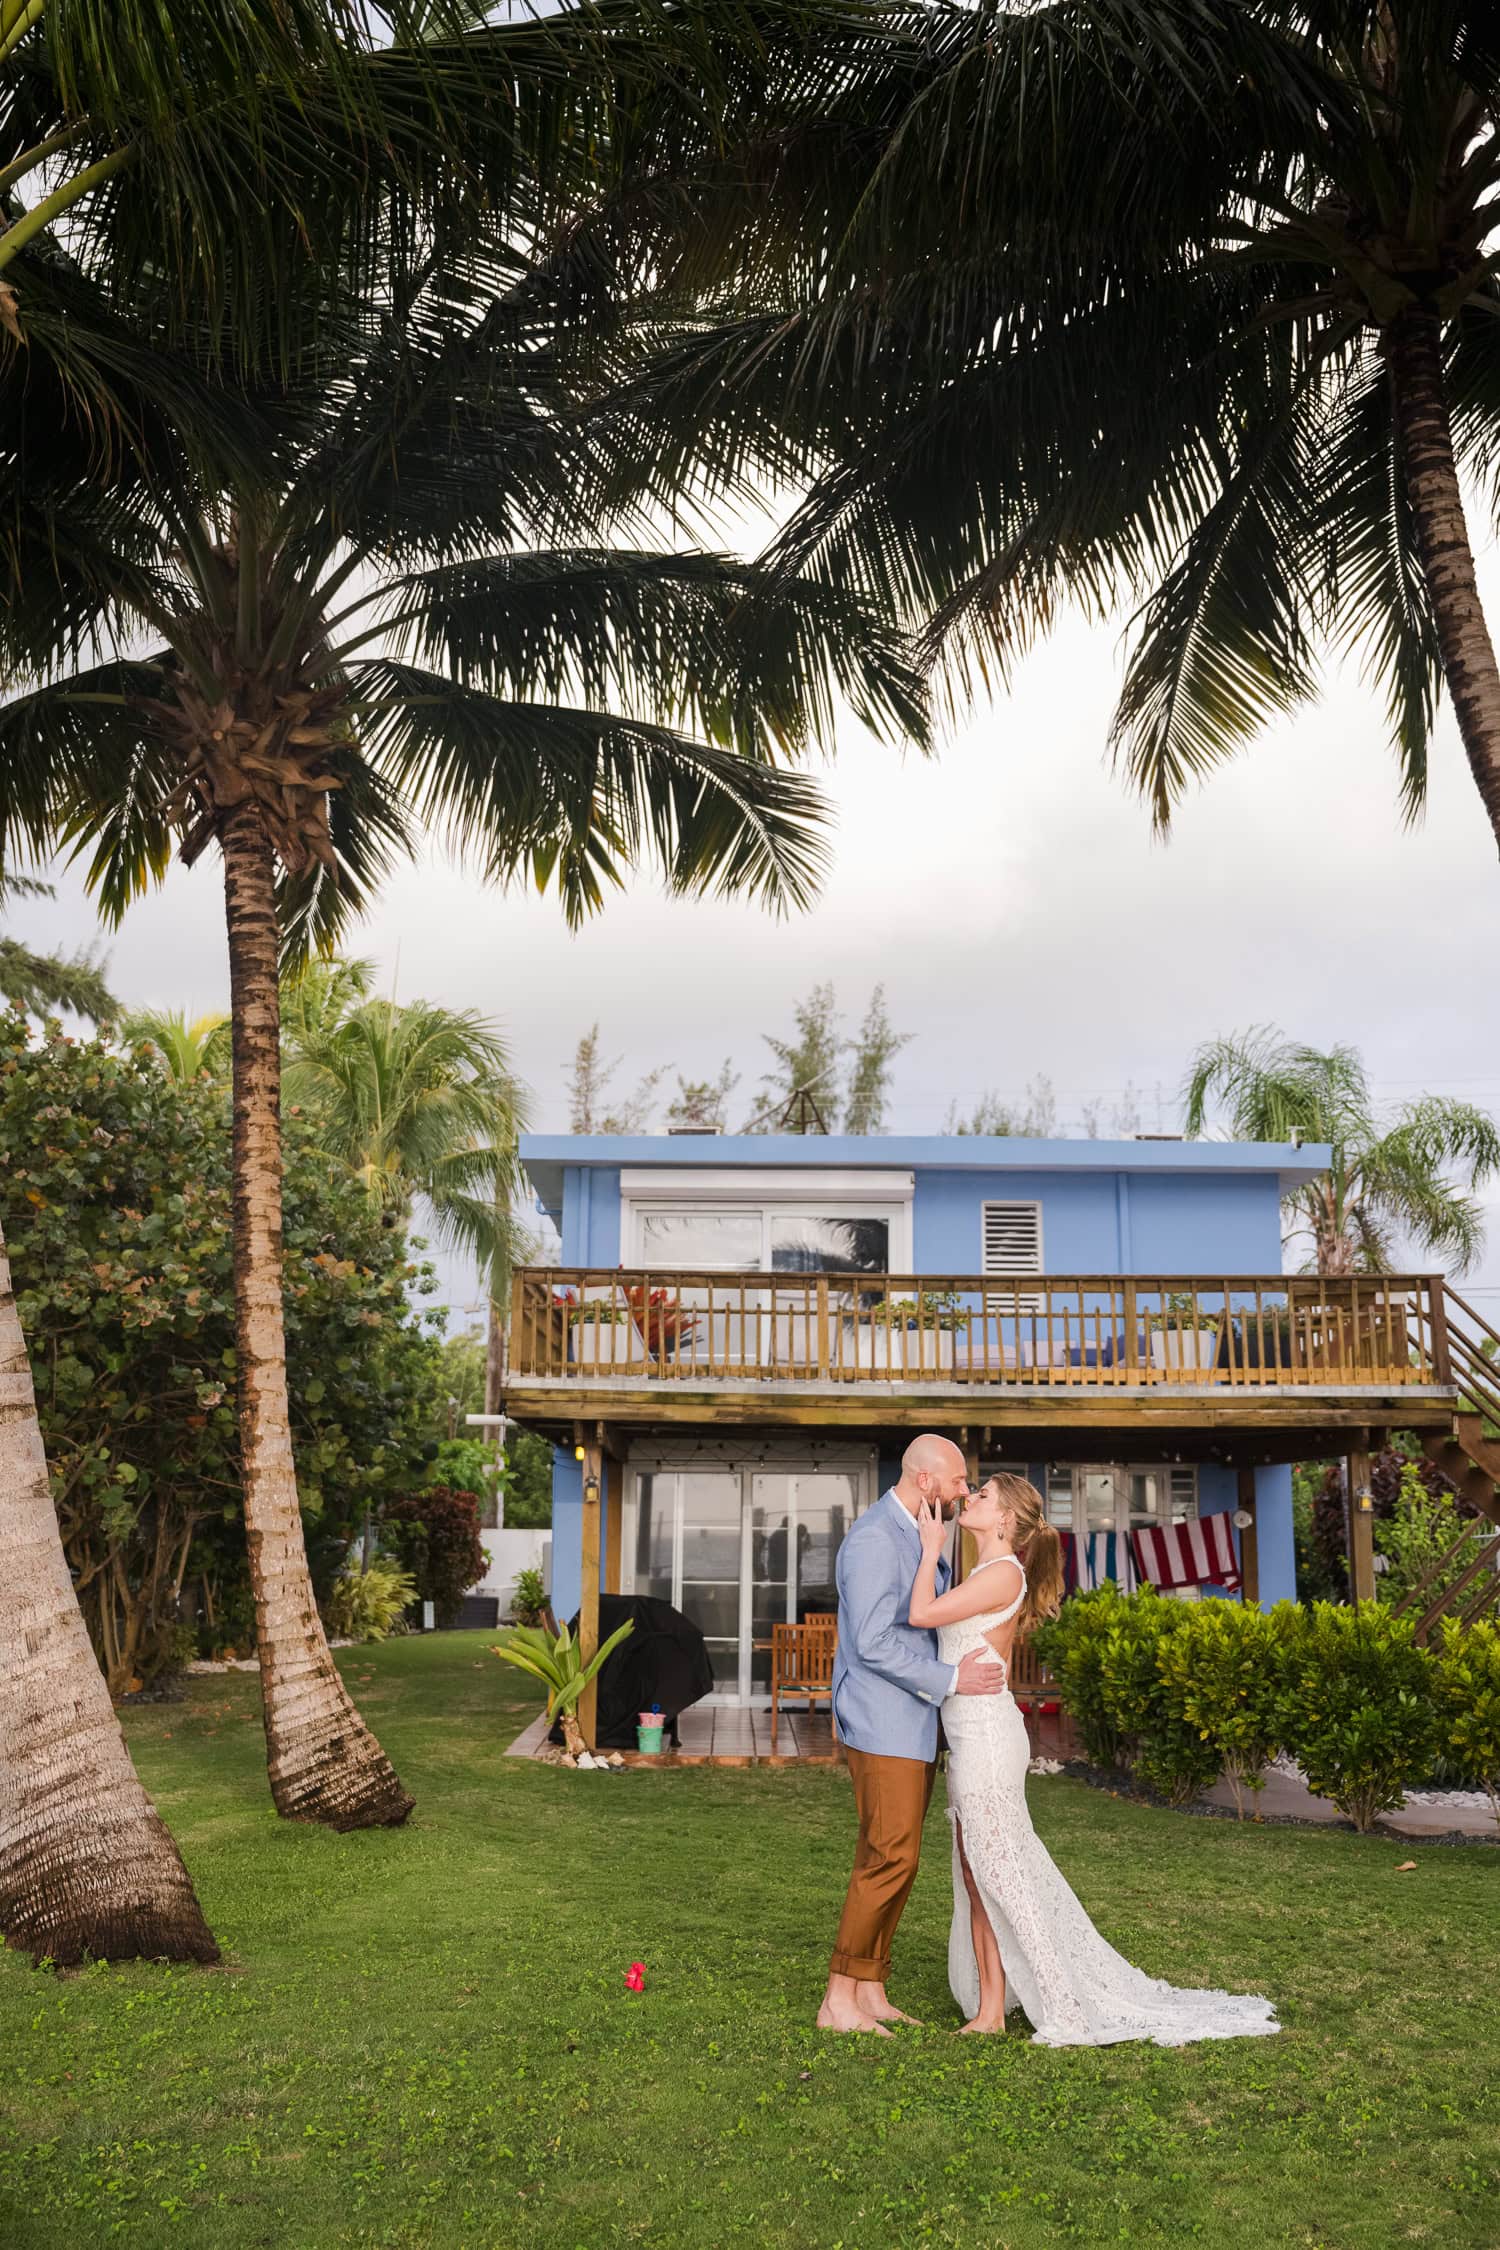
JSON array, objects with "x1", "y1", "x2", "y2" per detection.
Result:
[{"x1": 940, "y1": 1563, "x2": 1279, "y2": 2048}]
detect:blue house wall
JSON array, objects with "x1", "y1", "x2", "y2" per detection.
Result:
[{"x1": 534, "y1": 1136, "x2": 1323, "y2": 1625}]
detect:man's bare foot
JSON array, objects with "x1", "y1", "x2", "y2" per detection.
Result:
[
  {"x1": 816, "y1": 1998, "x2": 893, "y2": 2035},
  {"x1": 854, "y1": 1982, "x2": 922, "y2": 2025},
  {"x1": 958, "y1": 2012, "x2": 1007, "y2": 2034}
]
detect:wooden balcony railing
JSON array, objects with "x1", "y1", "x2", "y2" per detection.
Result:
[{"x1": 508, "y1": 1270, "x2": 1454, "y2": 1391}]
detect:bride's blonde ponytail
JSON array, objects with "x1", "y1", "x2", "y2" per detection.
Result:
[{"x1": 987, "y1": 1473, "x2": 1065, "y2": 1634}]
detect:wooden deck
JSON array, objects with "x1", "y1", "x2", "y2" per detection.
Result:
[
  {"x1": 505, "y1": 1267, "x2": 1462, "y2": 1443},
  {"x1": 506, "y1": 1705, "x2": 839, "y2": 1766}
]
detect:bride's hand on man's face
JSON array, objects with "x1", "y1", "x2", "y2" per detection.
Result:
[{"x1": 916, "y1": 1497, "x2": 948, "y2": 1558}]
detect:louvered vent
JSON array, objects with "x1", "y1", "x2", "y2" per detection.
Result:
[{"x1": 981, "y1": 1201, "x2": 1043, "y2": 1310}]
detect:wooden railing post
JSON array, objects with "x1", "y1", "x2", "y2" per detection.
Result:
[
  {"x1": 1427, "y1": 1277, "x2": 1453, "y2": 1386},
  {"x1": 1122, "y1": 1279, "x2": 1138, "y2": 1386},
  {"x1": 816, "y1": 1277, "x2": 830, "y2": 1379}
]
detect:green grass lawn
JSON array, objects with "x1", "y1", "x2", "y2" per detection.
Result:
[{"x1": 2, "y1": 1634, "x2": 1496, "y2": 2250}]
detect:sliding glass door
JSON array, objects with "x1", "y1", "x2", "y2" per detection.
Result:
[{"x1": 628, "y1": 1463, "x2": 868, "y2": 1702}]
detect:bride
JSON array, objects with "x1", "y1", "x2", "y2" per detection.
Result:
[{"x1": 909, "y1": 1473, "x2": 1279, "y2": 2047}]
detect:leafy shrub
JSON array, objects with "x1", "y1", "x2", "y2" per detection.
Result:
[
  {"x1": 1097, "y1": 1588, "x2": 1223, "y2": 1805},
  {"x1": 1432, "y1": 1617, "x2": 1500, "y2": 1828},
  {"x1": 510, "y1": 1565, "x2": 548, "y2": 1627},
  {"x1": 1377, "y1": 1465, "x2": 1491, "y2": 1612},
  {"x1": 1155, "y1": 1599, "x2": 1293, "y2": 1816},
  {"x1": 1032, "y1": 1584, "x2": 1129, "y2": 1767},
  {"x1": 429, "y1": 1437, "x2": 500, "y2": 1525},
  {"x1": 379, "y1": 1486, "x2": 486, "y2": 1626},
  {"x1": 1275, "y1": 1602, "x2": 1438, "y2": 1831},
  {"x1": 0, "y1": 1013, "x2": 446, "y2": 1690},
  {"x1": 323, "y1": 1559, "x2": 417, "y2": 1644}
]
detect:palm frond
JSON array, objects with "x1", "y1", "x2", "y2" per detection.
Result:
[
  {"x1": 351, "y1": 658, "x2": 834, "y2": 925},
  {"x1": 361, "y1": 546, "x2": 927, "y2": 758}
]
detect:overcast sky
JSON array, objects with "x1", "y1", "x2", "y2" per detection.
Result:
[{"x1": 9, "y1": 583, "x2": 1499, "y2": 1321}]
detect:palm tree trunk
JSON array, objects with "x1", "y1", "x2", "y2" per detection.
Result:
[
  {"x1": 220, "y1": 799, "x2": 413, "y2": 1829},
  {"x1": 0, "y1": 1213, "x2": 219, "y2": 1965},
  {"x1": 1388, "y1": 308, "x2": 1500, "y2": 851}
]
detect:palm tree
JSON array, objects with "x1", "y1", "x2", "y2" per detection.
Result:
[
  {"x1": 119, "y1": 1006, "x2": 232, "y2": 1082},
  {"x1": 0, "y1": 880, "x2": 216, "y2": 1964},
  {"x1": 659, "y1": 2, "x2": 1500, "y2": 858},
  {"x1": 0, "y1": 260, "x2": 923, "y2": 1830},
  {"x1": 1185, "y1": 1027, "x2": 1500, "y2": 1274},
  {"x1": 0, "y1": 869, "x2": 115, "y2": 1021},
  {"x1": 281, "y1": 962, "x2": 529, "y2": 1285}
]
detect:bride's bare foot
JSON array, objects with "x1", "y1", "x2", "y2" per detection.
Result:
[
  {"x1": 854, "y1": 1981, "x2": 922, "y2": 2026},
  {"x1": 816, "y1": 1998, "x2": 893, "y2": 2035},
  {"x1": 958, "y1": 2013, "x2": 1007, "y2": 2035}
]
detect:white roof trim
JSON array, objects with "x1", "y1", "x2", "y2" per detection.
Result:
[{"x1": 620, "y1": 1167, "x2": 914, "y2": 1204}]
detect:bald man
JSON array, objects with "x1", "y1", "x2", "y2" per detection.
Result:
[{"x1": 818, "y1": 1434, "x2": 1005, "y2": 2034}]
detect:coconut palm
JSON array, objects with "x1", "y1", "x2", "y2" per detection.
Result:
[
  {"x1": 285, "y1": 959, "x2": 536, "y2": 1463},
  {"x1": 119, "y1": 1006, "x2": 232, "y2": 1082},
  {"x1": 0, "y1": 876, "x2": 215, "y2": 1965},
  {"x1": 0, "y1": 248, "x2": 923, "y2": 1830},
  {"x1": 653, "y1": 2, "x2": 1500, "y2": 858},
  {"x1": 1185, "y1": 1027, "x2": 1500, "y2": 1274},
  {"x1": 282, "y1": 963, "x2": 529, "y2": 1283}
]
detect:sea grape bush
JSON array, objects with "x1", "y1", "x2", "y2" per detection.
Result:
[{"x1": 1035, "y1": 1582, "x2": 1482, "y2": 1831}]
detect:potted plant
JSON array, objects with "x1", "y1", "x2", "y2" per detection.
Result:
[
  {"x1": 851, "y1": 1292, "x2": 966, "y2": 1373},
  {"x1": 491, "y1": 1616, "x2": 636, "y2": 1759},
  {"x1": 562, "y1": 1294, "x2": 642, "y2": 1369},
  {"x1": 623, "y1": 1282, "x2": 700, "y2": 1361},
  {"x1": 1146, "y1": 1292, "x2": 1222, "y2": 1376}
]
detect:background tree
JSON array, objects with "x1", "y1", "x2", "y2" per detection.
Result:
[
  {"x1": 663, "y1": 1060, "x2": 740, "y2": 1133},
  {"x1": 118, "y1": 1006, "x2": 231, "y2": 1082},
  {"x1": 842, "y1": 985, "x2": 909, "y2": 1135},
  {"x1": 0, "y1": 870, "x2": 114, "y2": 1022},
  {"x1": 1, "y1": 1013, "x2": 445, "y2": 1687},
  {"x1": 566, "y1": 1023, "x2": 666, "y2": 1135},
  {"x1": 945, "y1": 1076, "x2": 1059, "y2": 1139},
  {"x1": 1185, "y1": 1026, "x2": 1500, "y2": 1274},
  {"x1": 747, "y1": 981, "x2": 843, "y2": 1133}
]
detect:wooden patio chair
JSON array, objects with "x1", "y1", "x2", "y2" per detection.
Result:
[
  {"x1": 1007, "y1": 1637, "x2": 1070, "y2": 1758},
  {"x1": 770, "y1": 1619, "x2": 837, "y2": 1753}
]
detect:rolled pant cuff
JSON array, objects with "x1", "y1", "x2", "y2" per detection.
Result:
[{"x1": 829, "y1": 1950, "x2": 889, "y2": 1982}]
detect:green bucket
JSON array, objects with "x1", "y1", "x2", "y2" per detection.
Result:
[{"x1": 636, "y1": 1723, "x2": 665, "y2": 1756}]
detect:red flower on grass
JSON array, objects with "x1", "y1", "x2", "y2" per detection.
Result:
[{"x1": 624, "y1": 1961, "x2": 646, "y2": 1994}]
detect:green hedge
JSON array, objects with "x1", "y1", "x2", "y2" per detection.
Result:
[{"x1": 1032, "y1": 1586, "x2": 1498, "y2": 1832}]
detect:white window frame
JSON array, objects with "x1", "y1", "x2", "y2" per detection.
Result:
[
  {"x1": 980, "y1": 1199, "x2": 1044, "y2": 1313},
  {"x1": 1043, "y1": 1462, "x2": 1198, "y2": 1540},
  {"x1": 623, "y1": 1453, "x2": 876, "y2": 1704},
  {"x1": 623, "y1": 1168, "x2": 914, "y2": 1271}
]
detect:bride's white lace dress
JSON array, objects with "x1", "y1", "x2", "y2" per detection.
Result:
[{"x1": 939, "y1": 1558, "x2": 1279, "y2": 2047}]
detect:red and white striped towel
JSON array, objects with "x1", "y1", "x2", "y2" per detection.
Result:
[{"x1": 1131, "y1": 1514, "x2": 1241, "y2": 1593}]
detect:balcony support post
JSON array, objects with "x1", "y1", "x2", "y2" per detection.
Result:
[
  {"x1": 577, "y1": 1420, "x2": 604, "y2": 1751},
  {"x1": 1347, "y1": 1439, "x2": 1376, "y2": 1604},
  {"x1": 1237, "y1": 1466, "x2": 1259, "y2": 1607},
  {"x1": 956, "y1": 1430, "x2": 979, "y2": 1583}
]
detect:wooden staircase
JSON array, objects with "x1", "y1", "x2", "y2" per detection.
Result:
[
  {"x1": 1421, "y1": 1414, "x2": 1500, "y2": 1529},
  {"x1": 1396, "y1": 1286, "x2": 1500, "y2": 1638}
]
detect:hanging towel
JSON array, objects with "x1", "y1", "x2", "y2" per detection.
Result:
[
  {"x1": 1132, "y1": 1514, "x2": 1241, "y2": 1594},
  {"x1": 1064, "y1": 1531, "x2": 1138, "y2": 1595}
]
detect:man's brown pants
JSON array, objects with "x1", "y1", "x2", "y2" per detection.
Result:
[{"x1": 828, "y1": 1747, "x2": 937, "y2": 1983}]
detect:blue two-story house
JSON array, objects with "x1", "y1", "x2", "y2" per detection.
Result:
[{"x1": 503, "y1": 1134, "x2": 1463, "y2": 1709}]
